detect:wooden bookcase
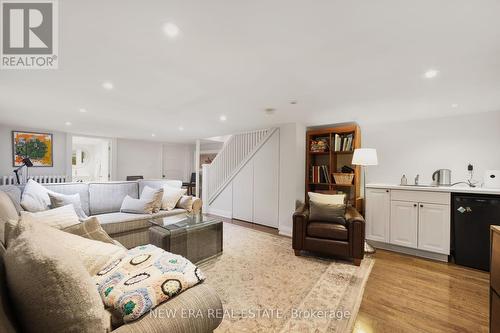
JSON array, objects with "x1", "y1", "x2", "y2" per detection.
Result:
[{"x1": 305, "y1": 123, "x2": 361, "y2": 210}]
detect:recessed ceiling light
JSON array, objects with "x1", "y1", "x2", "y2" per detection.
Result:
[
  {"x1": 178, "y1": 126, "x2": 184, "y2": 131},
  {"x1": 163, "y1": 22, "x2": 180, "y2": 38},
  {"x1": 102, "y1": 81, "x2": 114, "y2": 90},
  {"x1": 219, "y1": 115, "x2": 227, "y2": 122},
  {"x1": 423, "y1": 69, "x2": 439, "y2": 79},
  {"x1": 264, "y1": 108, "x2": 276, "y2": 115},
  {"x1": 451, "y1": 103, "x2": 459, "y2": 108},
  {"x1": 151, "y1": 133, "x2": 156, "y2": 137},
  {"x1": 65, "y1": 121, "x2": 72, "y2": 126},
  {"x1": 79, "y1": 108, "x2": 87, "y2": 113}
]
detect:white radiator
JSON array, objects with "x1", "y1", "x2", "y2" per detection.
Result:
[{"x1": 2, "y1": 174, "x2": 67, "y2": 185}]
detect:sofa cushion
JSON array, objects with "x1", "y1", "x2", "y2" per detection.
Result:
[
  {"x1": 4, "y1": 218, "x2": 111, "y2": 332},
  {"x1": 89, "y1": 182, "x2": 139, "y2": 215},
  {"x1": 20, "y1": 179, "x2": 54, "y2": 212},
  {"x1": 13, "y1": 213, "x2": 126, "y2": 276},
  {"x1": 112, "y1": 283, "x2": 222, "y2": 333},
  {"x1": 307, "y1": 222, "x2": 348, "y2": 241},
  {"x1": 20, "y1": 204, "x2": 81, "y2": 230},
  {"x1": 177, "y1": 195, "x2": 193, "y2": 212},
  {"x1": 44, "y1": 182, "x2": 90, "y2": 216},
  {"x1": 0, "y1": 192, "x2": 18, "y2": 246},
  {"x1": 95, "y1": 244, "x2": 205, "y2": 323},
  {"x1": 96, "y1": 209, "x2": 187, "y2": 235},
  {"x1": 63, "y1": 217, "x2": 115, "y2": 245},
  {"x1": 0, "y1": 186, "x2": 22, "y2": 214},
  {"x1": 48, "y1": 192, "x2": 88, "y2": 220},
  {"x1": 309, "y1": 200, "x2": 346, "y2": 225},
  {"x1": 308, "y1": 192, "x2": 346, "y2": 205},
  {"x1": 162, "y1": 186, "x2": 187, "y2": 211},
  {"x1": 140, "y1": 186, "x2": 163, "y2": 213}
]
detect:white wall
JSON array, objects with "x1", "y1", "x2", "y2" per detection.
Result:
[
  {"x1": 363, "y1": 110, "x2": 500, "y2": 185},
  {"x1": 115, "y1": 139, "x2": 163, "y2": 180},
  {"x1": 278, "y1": 123, "x2": 306, "y2": 236},
  {"x1": 209, "y1": 184, "x2": 233, "y2": 218},
  {"x1": 0, "y1": 124, "x2": 68, "y2": 179},
  {"x1": 162, "y1": 143, "x2": 194, "y2": 182}
]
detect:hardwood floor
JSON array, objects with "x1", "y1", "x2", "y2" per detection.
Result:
[
  {"x1": 210, "y1": 215, "x2": 489, "y2": 332},
  {"x1": 354, "y1": 250, "x2": 489, "y2": 333}
]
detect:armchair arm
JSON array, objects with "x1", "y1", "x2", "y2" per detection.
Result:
[
  {"x1": 345, "y1": 206, "x2": 365, "y2": 224},
  {"x1": 345, "y1": 206, "x2": 365, "y2": 260},
  {"x1": 292, "y1": 204, "x2": 309, "y2": 250}
]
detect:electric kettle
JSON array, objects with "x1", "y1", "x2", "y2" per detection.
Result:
[{"x1": 432, "y1": 169, "x2": 451, "y2": 186}]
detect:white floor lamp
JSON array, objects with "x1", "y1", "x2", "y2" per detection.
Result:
[{"x1": 352, "y1": 148, "x2": 378, "y2": 254}]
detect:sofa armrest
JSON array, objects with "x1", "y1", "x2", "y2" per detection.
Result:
[
  {"x1": 192, "y1": 197, "x2": 202, "y2": 214},
  {"x1": 345, "y1": 206, "x2": 365, "y2": 260},
  {"x1": 113, "y1": 284, "x2": 222, "y2": 333},
  {"x1": 292, "y1": 204, "x2": 309, "y2": 250}
]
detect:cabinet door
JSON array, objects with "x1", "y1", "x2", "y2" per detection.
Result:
[
  {"x1": 418, "y1": 203, "x2": 451, "y2": 254},
  {"x1": 390, "y1": 200, "x2": 418, "y2": 248},
  {"x1": 232, "y1": 161, "x2": 254, "y2": 222},
  {"x1": 366, "y1": 188, "x2": 390, "y2": 242},
  {"x1": 253, "y1": 131, "x2": 279, "y2": 227}
]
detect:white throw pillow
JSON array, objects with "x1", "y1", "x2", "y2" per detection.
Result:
[
  {"x1": 20, "y1": 179, "x2": 54, "y2": 212},
  {"x1": 0, "y1": 191, "x2": 19, "y2": 245},
  {"x1": 120, "y1": 195, "x2": 155, "y2": 214},
  {"x1": 4, "y1": 218, "x2": 111, "y2": 332},
  {"x1": 161, "y1": 186, "x2": 187, "y2": 211},
  {"x1": 13, "y1": 213, "x2": 126, "y2": 276},
  {"x1": 308, "y1": 192, "x2": 346, "y2": 205},
  {"x1": 177, "y1": 195, "x2": 193, "y2": 212},
  {"x1": 48, "y1": 192, "x2": 88, "y2": 220},
  {"x1": 140, "y1": 186, "x2": 164, "y2": 213},
  {"x1": 20, "y1": 204, "x2": 81, "y2": 229}
]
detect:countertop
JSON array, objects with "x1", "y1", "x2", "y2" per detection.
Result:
[{"x1": 366, "y1": 183, "x2": 500, "y2": 196}]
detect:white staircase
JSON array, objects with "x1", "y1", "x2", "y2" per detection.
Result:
[{"x1": 206, "y1": 128, "x2": 278, "y2": 204}]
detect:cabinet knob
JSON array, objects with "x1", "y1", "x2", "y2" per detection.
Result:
[
  {"x1": 414, "y1": 204, "x2": 417, "y2": 207},
  {"x1": 420, "y1": 204, "x2": 423, "y2": 208},
  {"x1": 386, "y1": 190, "x2": 389, "y2": 193}
]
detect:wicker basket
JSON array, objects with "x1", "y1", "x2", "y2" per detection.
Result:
[{"x1": 332, "y1": 173, "x2": 354, "y2": 185}]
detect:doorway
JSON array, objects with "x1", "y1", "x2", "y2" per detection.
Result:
[{"x1": 72, "y1": 136, "x2": 111, "y2": 182}]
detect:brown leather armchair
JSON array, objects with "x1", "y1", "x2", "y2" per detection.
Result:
[{"x1": 292, "y1": 203, "x2": 365, "y2": 265}]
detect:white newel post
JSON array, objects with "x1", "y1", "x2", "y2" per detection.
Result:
[{"x1": 202, "y1": 164, "x2": 209, "y2": 213}]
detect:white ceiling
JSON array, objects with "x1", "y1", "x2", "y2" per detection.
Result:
[{"x1": 1, "y1": 0, "x2": 500, "y2": 142}]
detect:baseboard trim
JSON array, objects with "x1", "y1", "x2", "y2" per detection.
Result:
[
  {"x1": 207, "y1": 208, "x2": 232, "y2": 219},
  {"x1": 367, "y1": 240, "x2": 449, "y2": 262},
  {"x1": 278, "y1": 227, "x2": 292, "y2": 238}
]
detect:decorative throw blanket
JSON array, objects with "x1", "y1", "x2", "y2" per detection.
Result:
[{"x1": 94, "y1": 244, "x2": 205, "y2": 323}]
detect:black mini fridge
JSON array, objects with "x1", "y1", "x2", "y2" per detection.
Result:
[{"x1": 452, "y1": 193, "x2": 500, "y2": 271}]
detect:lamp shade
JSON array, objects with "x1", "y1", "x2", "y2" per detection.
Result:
[{"x1": 352, "y1": 148, "x2": 378, "y2": 166}]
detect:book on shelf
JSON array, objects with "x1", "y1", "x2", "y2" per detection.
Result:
[
  {"x1": 334, "y1": 133, "x2": 354, "y2": 152},
  {"x1": 310, "y1": 165, "x2": 331, "y2": 184}
]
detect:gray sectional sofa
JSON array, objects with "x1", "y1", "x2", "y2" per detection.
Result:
[
  {"x1": 0, "y1": 180, "x2": 223, "y2": 333},
  {"x1": 0, "y1": 179, "x2": 202, "y2": 249}
]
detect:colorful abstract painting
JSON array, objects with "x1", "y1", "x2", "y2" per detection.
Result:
[{"x1": 12, "y1": 131, "x2": 53, "y2": 167}]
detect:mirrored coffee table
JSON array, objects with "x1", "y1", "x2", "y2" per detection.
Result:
[{"x1": 149, "y1": 214, "x2": 223, "y2": 263}]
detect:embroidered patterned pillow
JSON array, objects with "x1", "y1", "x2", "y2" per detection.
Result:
[{"x1": 94, "y1": 244, "x2": 205, "y2": 323}]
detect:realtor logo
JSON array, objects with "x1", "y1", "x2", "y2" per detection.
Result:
[{"x1": 1, "y1": 0, "x2": 58, "y2": 69}]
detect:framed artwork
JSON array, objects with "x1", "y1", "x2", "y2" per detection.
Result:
[
  {"x1": 200, "y1": 153, "x2": 217, "y2": 165},
  {"x1": 12, "y1": 131, "x2": 53, "y2": 167}
]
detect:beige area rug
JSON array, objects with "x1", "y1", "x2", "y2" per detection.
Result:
[{"x1": 199, "y1": 223, "x2": 374, "y2": 333}]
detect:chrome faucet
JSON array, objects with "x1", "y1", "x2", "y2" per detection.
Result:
[{"x1": 414, "y1": 174, "x2": 420, "y2": 185}]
